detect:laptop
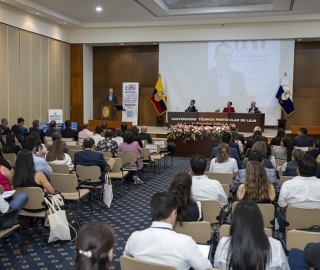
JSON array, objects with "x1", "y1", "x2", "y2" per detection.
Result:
[{"x1": 197, "y1": 243, "x2": 213, "y2": 259}]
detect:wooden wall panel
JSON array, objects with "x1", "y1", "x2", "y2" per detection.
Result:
[
  {"x1": 93, "y1": 45, "x2": 159, "y2": 125},
  {"x1": 0, "y1": 24, "x2": 9, "y2": 118},
  {"x1": 71, "y1": 44, "x2": 83, "y2": 75}
]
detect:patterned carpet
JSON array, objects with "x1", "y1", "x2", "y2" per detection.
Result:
[{"x1": 0, "y1": 157, "x2": 190, "y2": 270}]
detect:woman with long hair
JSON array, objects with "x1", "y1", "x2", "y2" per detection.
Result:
[
  {"x1": 2, "y1": 132, "x2": 21, "y2": 155},
  {"x1": 237, "y1": 161, "x2": 275, "y2": 203},
  {"x1": 270, "y1": 128, "x2": 286, "y2": 146},
  {"x1": 130, "y1": 126, "x2": 143, "y2": 148},
  {"x1": 13, "y1": 150, "x2": 55, "y2": 194},
  {"x1": 209, "y1": 143, "x2": 238, "y2": 178},
  {"x1": 75, "y1": 221, "x2": 115, "y2": 270},
  {"x1": 243, "y1": 141, "x2": 274, "y2": 169},
  {"x1": 214, "y1": 200, "x2": 289, "y2": 269},
  {"x1": 281, "y1": 148, "x2": 305, "y2": 177},
  {"x1": 231, "y1": 131, "x2": 243, "y2": 154},
  {"x1": 273, "y1": 137, "x2": 293, "y2": 161},
  {"x1": 11, "y1": 124, "x2": 24, "y2": 144},
  {"x1": 29, "y1": 131, "x2": 47, "y2": 158},
  {"x1": 45, "y1": 140, "x2": 73, "y2": 170},
  {"x1": 168, "y1": 172, "x2": 202, "y2": 224}
]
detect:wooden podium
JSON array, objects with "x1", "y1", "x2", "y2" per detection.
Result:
[{"x1": 100, "y1": 100, "x2": 116, "y2": 120}]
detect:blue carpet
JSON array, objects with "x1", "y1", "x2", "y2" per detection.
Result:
[{"x1": 0, "y1": 157, "x2": 190, "y2": 270}]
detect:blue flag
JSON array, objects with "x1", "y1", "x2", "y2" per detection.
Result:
[{"x1": 275, "y1": 76, "x2": 295, "y2": 116}]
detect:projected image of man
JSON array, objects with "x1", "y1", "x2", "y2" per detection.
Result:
[{"x1": 201, "y1": 42, "x2": 246, "y2": 97}]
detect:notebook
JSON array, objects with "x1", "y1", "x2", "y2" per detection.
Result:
[{"x1": 197, "y1": 243, "x2": 213, "y2": 259}]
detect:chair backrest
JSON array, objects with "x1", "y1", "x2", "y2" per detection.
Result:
[
  {"x1": 280, "y1": 176, "x2": 292, "y2": 186},
  {"x1": 275, "y1": 159, "x2": 287, "y2": 167},
  {"x1": 0, "y1": 184, "x2": 4, "y2": 194},
  {"x1": 97, "y1": 151, "x2": 113, "y2": 158},
  {"x1": 69, "y1": 149, "x2": 83, "y2": 162},
  {"x1": 117, "y1": 152, "x2": 137, "y2": 166},
  {"x1": 78, "y1": 138, "x2": 84, "y2": 146},
  {"x1": 204, "y1": 171, "x2": 233, "y2": 185},
  {"x1": 286, "y1": 207, "x2": 320, "y2": 231},
  {"x1": 140, "y1": 148, "x2": 150, "y2": 160},
  {"x1": 272, "y1": 145, "x2": 281, "y2": 150},
  {"x1": 62, "y1": 137, "x2": 74, "y2": 142},
  {"x1": 67, "y1": 145, "x2": 83, "y2": 151},
  {"x1": 2, "y1": 153, "x2": 16, "y2": 167},
  {"x1": 66, "y1": 141, "x2": 78, "y2": 146},
  {"x1": 173, "y1": 221, "x2": 211, "y2": 244},
  {"x1": 106, "y1": 158, "x2": 123, "y2": 173},
  {"x1": 200, "y1": 200, "x2": 221, "y2": 224},
  {"x1": 76, "y1": 165, "x2": 101, "y2": 183},
  {"x1": 294, "y1": 146, "x2": 309, "y2": 151},
  {"x1": 146, "y1": 144, "x2": 159, "y2": 154},
  {"x1": 141, "y1": 140, "x2": 148, "y2": 148},
  {"x1": 50, "y1": 173, "x2": 79, "y2": 193},
  {"x1": 287, "y1": 230, "x2": 320, "y2": 250},
  {"x1": 219, "y1": 224, "x2": 272, "y2": 239},
  {"x1": 105, "y1": 158, "x2": 115, "y2": 171},
  {"x1": 49, "y1": 164, "x2": 69, "y2": 174},
  {"x1": 120, "y1": 256, "x2": 177, "y2": 270},
  {"x1": 221, "y1": 184, "x2": 230, "y2": 197},
  {"x1": 44, "y1": 136, "x2": 51, "y2": 143},
  {"x1": 232, "y1": 202, "x2": 275, "y2": 228},
  {"x1": 14, "y1": 187, "x2": 45, "y2": 210},
  {"x1": 152, "y1": 138, "x2": 168, "y2": 148}
]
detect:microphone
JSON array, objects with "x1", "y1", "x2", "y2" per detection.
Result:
[{"x1": 215, "y1": 108, "x2": 220, "y2": 113}]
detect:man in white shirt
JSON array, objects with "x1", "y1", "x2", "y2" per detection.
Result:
[
  {"x1": 124, "y1": 192, "x2": 212, "y2": 270},
  {"x1": 190, "y1": 155, "x2": 228, "y2": 206},
  {"x1": 91, "y1": 126, "x2": 104, "y2": 146},
  {"x1": 277, "y1": 155, "x2": 320, "y2": 233},
  {"x1": 112, "y1": 128, "x2": 123, "y2": 146},
  {"x1": 78, "y1": 122, "x2": 94, "y2": 139}
]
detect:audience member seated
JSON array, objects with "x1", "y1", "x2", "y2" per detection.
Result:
[
  {"x1": 78, "y1": 122, "x2": 94, "y2": 139},
  {"x1": 237, "y1": 161, "x2": 276, "y2": 203},
  {"x1": 0, "y1": 162, "x2": 13, "y2": 192},
  {"x1": 0, "y1": 129, "x2": 4, "y2": 146},
  {"x1": 74, "y1": 138, "x2": 110, "y2": 183},
  {"x1": 270, "y1": 128, "x2": 285, "y2": 146},
  {"x1": 139, "y1": 125, "x2": 152, "y2": 144},
  {"x1": 273, "y1": 137, "x2": 293, "y2": 161},
  {"x1": 281, "y1": 148, "x2": 304, "y2": 177},
  {"x1": 210, "y1": 132, "x2": 241, "y2": 169},
  {"x1": 293, "y1": 127, "x2": 314, "y2": 148},
  {"x1": 190, "y1": 155, "x2": 228, "y2": 206},
  {"x1": 120, "y1": 123, "x2": 127, "y2": 135},
  {"x1": 45, "y1": 120, "x2": 59, "y2": 137},
  {"x1": 47, "y1": 132, "x2": 69, "y2": 154},
  {"x1": 209, "y1": 143, "x2": 238, "y2": 178},
  {"x1": 91, "y1": 126, "x2": 104, "y2": 146},
  {"x1": 231, "y1": 150, "x2": 280, "y2": 194},
  {"x1": 277, "y1": 155, "x2": 320, "y2": 233},
  {"x1": 61, "y1": 120, "x2": 78, "y2": 141},
  {"x1": 28, "y1": 119, "x2": 45, "y2": 143},
  {"x1": 0, "y1": 151, "x2": 13, "y2": 172},
  {"x1": 243, "y1": 141, "x2": 274, "y2": 169},
  {"x1": 11, "y1": 124, "x2": 24, "y2": 144},
  {"x1": 17, "y1": 117, "x2": 28, "y2": 137},
  {"x1": 230, "y1": 124, "x2": 244, "y2": 144},
  {"x1": 0, "y1": 192, "x2": 29, "y2": 250},
  {"x1": 168, "y1": 172, "x2": 203, "y2": 222},
  {"x1": 0, "y1": 118, "x2": 10, "y2": 135},
  {"x1": 112, "y1": 128, "x2": 123, "y2": 146},
  {"x1": 75, "y1": 221, "x2": 115, "y2": 270},
  {"x1": 96, "y1": 129, "x2": 118, "y2": 157},
  {"x1": 306, "y1": 139, "x2": 320, "y2": 159},
  {"x1": 13, "y1": 149, "x2": 55, "y2": 194},
  {"x1": 118, "y1": 131, "x2": 143, "y2": 184},
  {"x1": 45, "y1": 140, "x2": 73, "y2": 171},
  {"x1": 214, "y1": 200, "x2": 289, "y2": 269},
  {"x1": 29, "y1": 131, "x2": 47, "y2": 158},
  {"x1": 101, "y1": 121, "x2": 108, "y2": 137},
  {"x1": 131, "y1": 126, "x2": 143, "y2": 148},
  {"x1": 231, "y1": 131, "x2": 243, "y2": 154},
  {"x1": 266, "y1": 142, "x2": 276, "y2": 168},
  {"x1": 22, "y1": 136, "x2": 52, "y2": 176},
  {"x1": 289, "y1": 242, "x2": 320, "y2": 270},
  {"x1": 2, "y1": 132, "x2": 21, "y2": 155},
  {"x1": 124, "y1": 192, "x2": 212, "y2": 270}
]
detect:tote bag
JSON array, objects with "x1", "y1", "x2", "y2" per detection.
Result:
[
  {"x1": 44, "y1": 196, "x2": 71, "y2": 243},
  {"x1": 103, "y1": 172, "x2": 113, "y2": 208}
]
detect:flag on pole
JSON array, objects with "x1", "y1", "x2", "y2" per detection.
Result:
[
  {"x1": 151, "y1": 75, "x2": 167, "y2": 115},
  {"x1": 275, "y1": 74, "x2": 295, "y2": 116}
]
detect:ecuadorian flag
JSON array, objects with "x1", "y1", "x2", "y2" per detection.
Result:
[
  {"x1": 275, "y1": 75, "x2": 295, "y2": 117},
  {"x1": 151, "y1": 75, "x2": 167, "y2": 115}
]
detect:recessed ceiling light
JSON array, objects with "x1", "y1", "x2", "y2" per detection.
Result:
[
  {"x1": 297, "y1": 39, "x2": 301, "y2": 41},
  {"x1": 120, "y1": 43, "x2": 124, "y2": 46},
  {"x1": 63, "y1": 22, "x2": 66, "y2": 24},
  {"x1": 36, "y1": 12, "x2": 39, "y2": 15},
  {"x1": 96, "y1": 6, "x2": 102, "y2": 12},
  {"x1": 153, "y1": 42, "x2": 157, "y2": 44}
]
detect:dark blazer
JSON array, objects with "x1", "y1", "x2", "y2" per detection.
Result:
[
  {"x1": 305, "y1": 149, "x2": 320, "y2": 159},
  {"x1": 74, "y1": 150, "x2": 108, "y2": 174},
  {"x1": 139, "y1": 132, "x2": 152, "y2": 144},
  {"x1": 237, "y1": 133, "x2": 245, "y2": 144},
  {"x1": 2, "y1": 144, "x2": 21, "y2": 155},
  {"x1": 185, "y1": 105, "x2": 197, "y2": 112},
  {"x1": 0, "y1": 125, "x2": 10, "y2": 135},
  {"x1": 46, "y1": 127, "x2": 60, "y2": 137},
  {"x1": 293, "y1": 135, "x2": 314, "y2": 147},
  {"x1": 18, "y1": 125, "x2": 28, "y2": 137},
  {"x1": 210, "y1": 146, "x2": 242, "y2": 169},
  {"x1": 248, "y1": 107, "x2": 260, "y2": 113},
  {"x1": 61, "y1": 128, "x2": 78, "y2": 141},
  {"x1": 105, "y1": 94, "x2": 118, "y2": 104},
  {"x1": 29, "y1": 127, "x2": 45, "y2": 143}
]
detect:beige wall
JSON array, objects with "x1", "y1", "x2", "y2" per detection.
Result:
[{"x1": 0, "y1": 24, "x2": 70, "y2": 127}]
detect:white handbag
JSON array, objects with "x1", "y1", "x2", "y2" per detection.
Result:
[
  {"x1": 103, "y1": 172, "x2": 113, "y2": 208},
  {"x1": 44, "y1": 196, "x2": 71, "y2": 243}
]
